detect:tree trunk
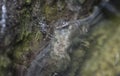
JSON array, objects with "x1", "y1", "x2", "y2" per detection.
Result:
[{"x1": 0, "y1": 0, "x2": 120, "y2": 76}]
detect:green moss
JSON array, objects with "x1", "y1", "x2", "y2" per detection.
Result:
[
  {"x1": 43, "y1": 4, "x2": 57, "y2": 22},
  {"x1": 42, "y1": 1, "x2": 66, "y2": 22},
  {"x1": 17, "y1": 8, "x2": 31, "y2": 41},
  {"x1": 64, "y1": 17, "x2": 120, "y2": 76},
  {"x1": 12, "y1": 6, "x2": 43, "y2": 67},
  {"x1": 26, "y1": 0, "x2": 31, "y2": 4},
  {"x1": 0, "y1": 1, "x2": 44, "y2": 75},
  {"x1": 0, "y1": 56, "x2": 10, "y2": 68},
  {"x1": 67, "y1": 48, "x2": 85, "y2": 76},
  {"x1": 81, "y1": 18, "x2": 120, "y2": 76},
  {"x1": 13, "y1": 31, "x2": 42, "y2": 64},
  {"x1": 0, "y1": 55, "x2": 11, "y2": 76}
]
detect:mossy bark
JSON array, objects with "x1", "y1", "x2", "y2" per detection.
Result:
[
  {"x1": 0, "y1": 0, "x2": 43, "y2": 76},
  {"x1": 80, "y1": 18, "x2": 120, "y2": 76},
  {"x1": 61, "y1": 17, "x2": 120, "y2": 76},
  {"x1": 0, "y1": 0, "x2": 120, "y2": 76}
]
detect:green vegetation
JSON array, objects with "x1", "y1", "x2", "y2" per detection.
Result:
[
  {"x1": 12, "y1": 6, "x2": 43, "y2": 66},
  {"x1": 26, "y1": 0, "x2": 31, "y2": 4},
  {"x1": 64, "y1": 17, "x2": 120, "y2": 76},
  {"x1": 1, "y1": 0, "x2": 120, "y2": 76},
  {"x1": 42, "y1": 0, "x2": 66, "y2": 22},
  {"x1": 81, "y1": 18, "x2": 120, "y2": 76},
  {"x1": 0, "y1": 55, "x2": 11, "y2": 76}
]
